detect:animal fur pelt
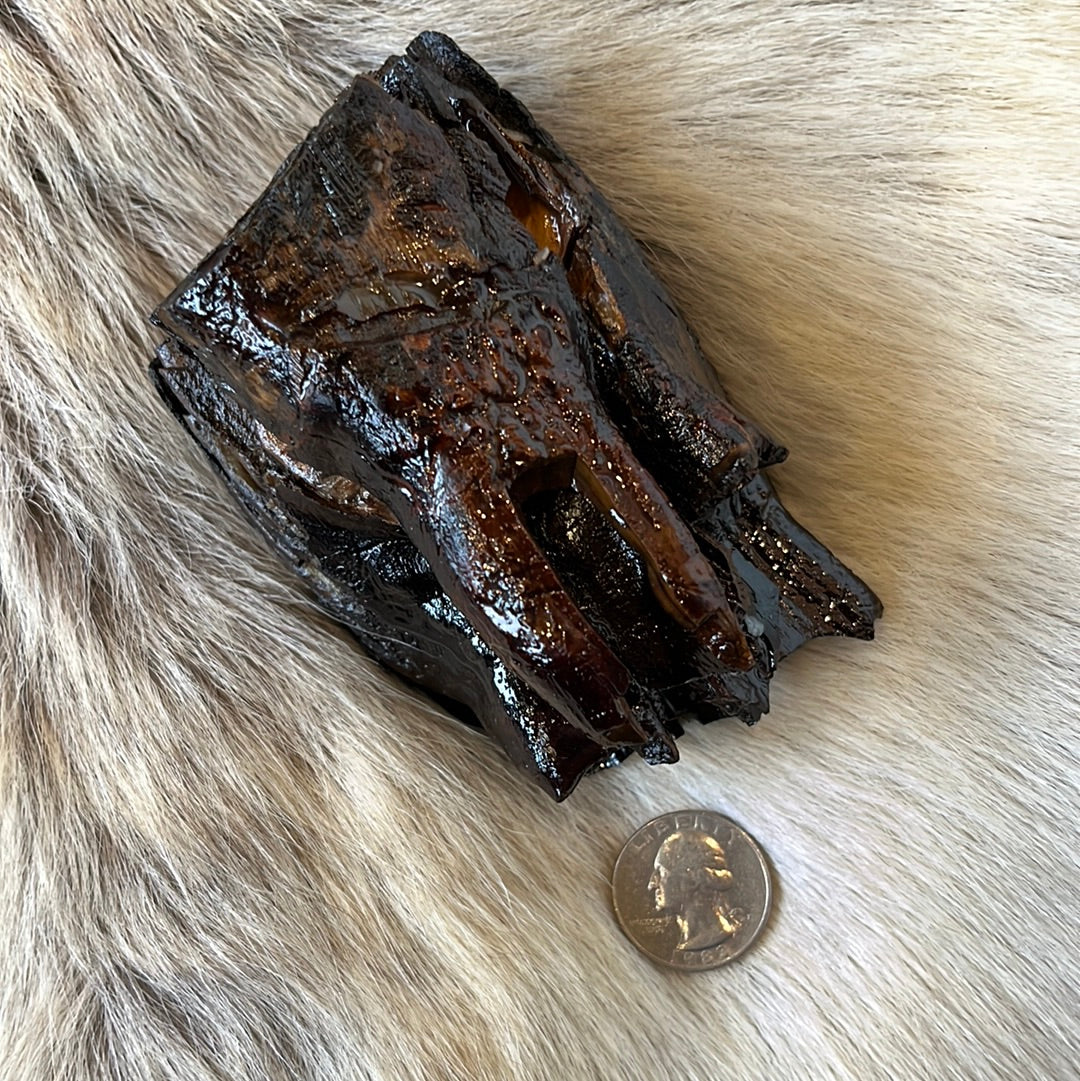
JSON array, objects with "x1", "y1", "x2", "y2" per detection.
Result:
[{"x1": 1, "y1": 3, "x2": 1076, "y2": 1079}]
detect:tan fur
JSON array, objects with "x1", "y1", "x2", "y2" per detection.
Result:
[{"x1": 1, "y1": 3, "x2": 1076, "y2": 1078}]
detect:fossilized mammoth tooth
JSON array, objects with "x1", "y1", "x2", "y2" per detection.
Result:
[{"x1": 149, "y1": 31, "x2": 880, "y2": 799}]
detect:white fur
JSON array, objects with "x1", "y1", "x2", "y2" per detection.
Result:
[{"x1": 1, "y1": 3, "x2": 1076, "y2": 1078}]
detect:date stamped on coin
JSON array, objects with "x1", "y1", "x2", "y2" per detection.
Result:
[{"x1": 612, "y1": 810, "x2": 772, "y2": 970}]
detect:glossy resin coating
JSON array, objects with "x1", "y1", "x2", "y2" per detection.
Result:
[{"x1": 150, "y1": 32, "x2": 880, "y2": 799}]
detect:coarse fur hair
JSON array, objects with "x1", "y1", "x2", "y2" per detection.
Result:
[{"x1": 0, "y1": 3, "x2": 1076, "y2": 1079}]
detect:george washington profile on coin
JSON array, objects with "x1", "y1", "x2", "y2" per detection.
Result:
[
  {"x1": 648, "y1": 829, "x2": 743, "y2": 951},
  {"x1": 612, "y1": 810, "x2": 771, "y2": 970}
]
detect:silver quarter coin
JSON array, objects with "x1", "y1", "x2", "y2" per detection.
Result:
[{"x1": 612, "y1": 809, "x2": 773, "y2": 970}]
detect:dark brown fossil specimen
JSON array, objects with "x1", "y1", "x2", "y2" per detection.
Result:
[{"x1": 150, "y1": 32, "x2": 880, "y2": 799}]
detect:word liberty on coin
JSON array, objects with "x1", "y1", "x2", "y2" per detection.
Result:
[{"x1": 612, "y1": 810, "x2": 772, "y2": 970}]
